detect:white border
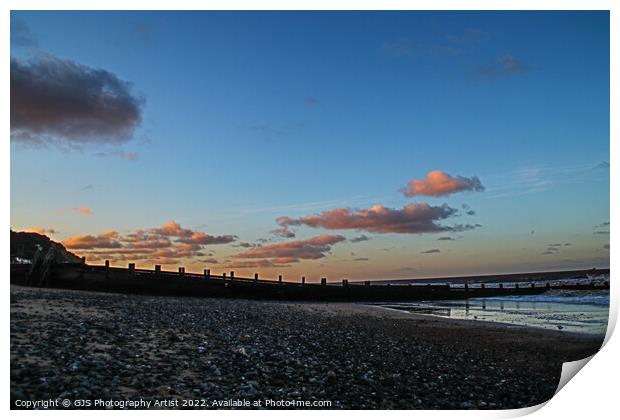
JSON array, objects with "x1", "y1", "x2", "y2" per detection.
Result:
[{"x1": 3, "y1": 1, "x2": 616, "y2": 419}]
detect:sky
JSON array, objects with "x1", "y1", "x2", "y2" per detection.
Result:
[{"x1": 10, "y1": 11, "x2": 610, "y2": 281}]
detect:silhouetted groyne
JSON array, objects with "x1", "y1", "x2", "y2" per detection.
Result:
[{"x1": 10, "y1": 257, "x2": 609, "y2": 302}]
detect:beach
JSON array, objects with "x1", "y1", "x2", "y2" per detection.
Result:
[{"x1": 10, "y1": 285, "x2": 604, "y2": 409}]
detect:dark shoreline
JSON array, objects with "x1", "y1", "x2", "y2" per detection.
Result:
[{"x1": 11, "y1": 285, "x2": 604, "y2": 409}]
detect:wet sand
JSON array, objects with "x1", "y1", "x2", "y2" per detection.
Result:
[{"x1": 10, "y1": 285, "x2": 604, "y2": 409}]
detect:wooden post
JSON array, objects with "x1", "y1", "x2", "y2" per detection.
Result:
[
  {"x1": 342, "y1": 279, "x2": 348, "y2": 286},
  {"x1": 364, "y1": 281, "x2": 370, "y2": 286},
  {"x1": 254, "y1": 273, "x2": 259, "y2": 281},
  {"x1": 321, "y1": 277, "x2": 327, "y2": 286},
  {"x1": 204, "y1": 269, "x2": 210, "y2": 278},
  {"x1": 80, "y1": 256, "x2": 85, "y2": 282},
  {"x1": 179, "y1": 267, "x2": 185, "y2": 275},
  {"x1": 499, "y1": 283, "x2": 503, "y2": 289},
  {"x1": 105, "y1": 260, "x2": 110, "y2": 268},
  {"x1": 155, "y1": 264, "x2": 161, "y2": 273},
  {"x1": 222, "y1": 272, "x2": 226, "y2": 280},
  {"x1": 230, "y1": 271, "x2": 235, "y2": 280},
  {"x1": 278, "y1": 275, "x2": 282, "y2": 284},
  {"x1": 531, "y1": 282, "x2": 535, "y2": 288},
  {"x1": 128, "y1": 263, "x2": 135, "y2": 274},
  {"x1": 105, "y1": 259, "x2": 110, "y2": 279},
  {"x1": 515, "y1": 283, "x2": 519, "y2": 289},
  {"x1": 481, "y1": 283, "x2": 485, "y2": 289},
  {"x1": 301, "y1": 276, "x2": 306, "y2": 285},
  {"x1": 464, "y1": 280, "x2": 469, "y2": 290},
  {"x1": 546, "y1": 282, "x2": 551, "y2": 289}
]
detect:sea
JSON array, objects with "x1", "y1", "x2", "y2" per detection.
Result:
[{"x1": 376, "y1": 279, "x2": 610, "y2": 335}]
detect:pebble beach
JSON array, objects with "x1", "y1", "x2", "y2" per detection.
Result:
[{"x1": 10, "y1": 285, "x2": 604, "y2": 409}]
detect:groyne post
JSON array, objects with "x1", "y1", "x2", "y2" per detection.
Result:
[
  {"x1": 80, "y1": 257, "x2": 86, "y2": 282},
  {"x1": 364, "y1": 281, "x2": 370, "y2": 286},
  {"x1": 204, "y1": 269, "x2": 210, "y2": 279},
  {"x1": 128, "y1": 263, "x2": 135, "y2": 275},
  {"x1": 278, "y1": 275, "x2": 282, "y2": 284},
  {"x1": 499, "y1": 283, "x2": 503, "y2": 289},
  {"x1": 105, "y1": 259, "x2": 110, "y2": 279},
  {"x1": 321, "y1": 278, "x2": 327, "y2": 286},
  {"x1": 222, "y1": 272, "x2": 226, "y2": 280},
  {"x1": 302, "y1": 276, "x2": 306, "y2": 285},
  {"x1": 254, "y1": 273, "x2": 259, "y2": 281},
  {"x1": 230, "y1": 271, "x2": 235, "y2": 280},
  {"x1": 155, "y1": 264, "x2": 161, "y2": 274},
  {"x1": 179, "y1": 267, "x2": 185, "y2": 275}
]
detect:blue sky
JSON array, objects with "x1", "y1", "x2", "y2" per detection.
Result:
[{"x1": 10, "y1": 11, "x2": 610, "y2": 280}]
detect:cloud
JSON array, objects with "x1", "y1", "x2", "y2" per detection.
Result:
[
  {"x1": 277, "y1": 203, "x2": 479, "y2": 234},
  {"x1": 596, "y1": 161, "x2": 610, "y2": 169},
  {"x1": 64, "y1": 232, "x2": 122, "y2": 250},
  {"x1": 604, "y1": 244, "x2": 609, "y2": 250},
  {"x1": 70, "y1": 207, "x2": 94, "y2": 216},
  {"x1": 11, "y1": 18, "x2": 38, "y2": 48},
  {"x1": 233, "y1": 235, "x2": 346, "y2": 265},
  {"x1": 82, "y1": 184, "x2": 94, "y2": 190},
  {"x1": 353, "y1": 257, "x2": 369, "y2": 261},
  {"x1": 350, "y1": 234, "x2": 371, "y2": 243},
  {"x1": 63, "y1": 221, "x2": 236, "y2": 265},
  {"x1": 94, "y1": 150, "x2": 140, "y2": 161},
  {"x1": 11, "y1": 52, "x2": 144, "y2": 147},
  {"x1": 395, "y1": 267, "x2": 416, "y2": 272},
  {"x1": 235, "y1": 242, "x2": 262, "y2": 248},
  {"x1": 401, "y1": 171, "x2": 484, "y2": 197},
  {"x1": 304, "y1": 96, "x2": 319, "y2": 107},
  {"x1": 475, "y1": 54, "x2": 528, "y2": 80},
  {"x1": 462, "y1": 203, "x2": 476, "y2": 215},
  {"x1": 594, "y1": 231, "x2": 610, "y2": 235},
  {"x1": 420, "y1": 249, "x2": 441, "y2": 254},
  {"x1": 224, "y1": 259, "x2": 291, "y2": 269},
  {"x1": 271, "y1": 226, "x2": 296, "y2": 238},
  {"x1": 437, "y1": 236, "x2": 454, "y2": 241},
  {"x1": 25, "y1": 227, "x2": 58, "y2": 236}
]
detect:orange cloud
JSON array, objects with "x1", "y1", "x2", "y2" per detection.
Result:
[
  {"x1": 70, "y1": 207, "x2": 94, "y2": 216},
  {"x1": 64, "y1": 234, "x2": 122, "y2": 249},
  {"x1": 401, "y1": 170, "x2": 484, "y2": 197},
  {"x1": 63, "y1": 220, "x2": 236, "y2": 265},
  {"x1": 233, "y1": 235, "x2": 345, "y2": 265},
  {"x1": 277, "y1": 203, "x2": 478, "y2": 234}
]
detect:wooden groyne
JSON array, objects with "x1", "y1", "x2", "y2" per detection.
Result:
[{"x1": 10, "y1": 258, "x2": 608, "y2": 302}]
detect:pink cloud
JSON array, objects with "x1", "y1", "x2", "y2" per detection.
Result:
[
  {"x1": 63, "y1": 220, "x2": 236, "y2": 265},
  {"x1": 401, "y1": 170, "x2": 484, "y2": 197},
  {"x1": 70, "y1": 207, "x2": 94, "y2": 216},
  {"x1": 233, "y1": 235, "x2": 346, "y2": 265},
  {"x1": 277, "y1": 203, "x2": 477, "y2": 234}
]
